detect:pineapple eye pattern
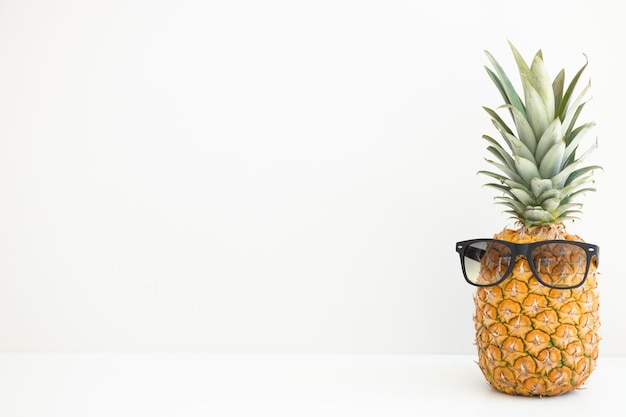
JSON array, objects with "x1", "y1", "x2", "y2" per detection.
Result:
[
  {"x1": 532, "y1": 243, "x2": 587, "y2": 288},
  {"x1": 480, "y1": 243, "x2": 513, "y2": 284}
]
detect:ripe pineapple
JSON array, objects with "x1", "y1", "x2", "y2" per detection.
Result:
[{"x1": 465, "y1": 43, "x2": 601, "y2": 396}]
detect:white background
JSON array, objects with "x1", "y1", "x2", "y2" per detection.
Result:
[{"x1": 0, "y1": 0, "x2": 624, "y2": 355}]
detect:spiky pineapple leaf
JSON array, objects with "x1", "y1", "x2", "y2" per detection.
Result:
[
  {"x1": 483, "y1": 106, "x2": 513, "y2": 135},
  {"x1": 521, "y1": 74, "x2": 552, "y2": 138},
  {"x1": 494, "y1": 196, "x2": 526, "y2": 214},
  {"x1": 508, "y1": 42, "x2": 532, "y2": 82},
  {"x1": 505, "y1": 132, "x2": 536, "y2": 163},
  {"x1": 563, "y1": 122, "x2": 595, "y2": 162},
  {"x1": 564, "y1": 101, "x2": 588, "y2": 140},
  {"x1": 478, "y1": 169, "x2": 510, "y2": 185},
  {"x1": 483, "y1": 135, "x2": 518, "y2": 167},
  {"x1": 562, "y1": 187, "x2": 597, "y2": 202},
  {"x1": 484, "y1": 182, "x2": 514, "y2": 196},
  {"x1": 485, "y1": 51, "x2": 526, "y2": 116},
  {"x1": 524, "y1": 208, "x2": 556, "y2": 224},
  {"x1": 529, "y1": 53, "x2": 556, "y2": 121},
  {"x1": 536, "y1": 188, "x2": 561, "y2": 204},
  {"x1": 506, "y1": 105, "x2": 537, "y2": 154},
  {"x1": 480, "y1": 160, "x2": 525, "y2": 184},
  {"x1": 483, "y1": 68, "x2": 516, "y2": 118},
  {"x1": 510, "y1": 188, "x2": 535, "y2": 205},
  {"x1": 552, "y1": 69, "x2": 565, "y2": 115},
  {"x1": 558, "y1": 56, "x2": 589, "y2": 118},
  {"x1": 562, "y1": 81, "x2": 592, "y2": 136},
  {"x1": 539, "y1": 139, "x2": 566, "y2": 178},
  {"x1": 514, "y1": 155, "x2": 541, "y2": 184},
  {"x1": 503, "y1": 178, "x2": 531, "y2": 191},
  {"x1": 562, "y1": 164, "x2": 602, "y2": 187},
  {"x1": 535, "y1": 118, "x2": 563, "y2": 164},
  {"x1": 553, "y1": 202, "x2": 583, "y2": 218},
  {"x1": 541, "y1": 197, "x2": 561, "y2": 212},
  {"x1": 551, "y1": 142, "x2": 599, "y2": 188},
  {"x1": 530, "y1": 178, "x2": 554, "y2": 198}
]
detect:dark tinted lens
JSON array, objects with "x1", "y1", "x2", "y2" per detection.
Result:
[
  {"x1": 463, "y1": 241, "x2": 512, "y2": 285},
  {"x1": 531, "y1": 242, "x2": 588, "y2": 288}
]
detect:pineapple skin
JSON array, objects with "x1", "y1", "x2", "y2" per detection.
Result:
[{"x1": 473, "y1": 226, "x2": 600, "y2": 396}]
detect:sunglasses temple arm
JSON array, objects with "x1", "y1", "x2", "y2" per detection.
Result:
[{"x1": 465, "y1": 246, "x2": 486, "y2": 262}]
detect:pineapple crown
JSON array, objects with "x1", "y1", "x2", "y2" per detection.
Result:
[{"x1": 480, "y1": 42, "x2": 601, "y2": 227}]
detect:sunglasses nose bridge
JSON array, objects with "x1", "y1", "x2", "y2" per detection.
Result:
[
  {"x1": 510, "y1": 244, "x2": 535, "y2": 270},
  {"x1": 513, "y1": 243, "x2": 532, "y2": 258},
  {"x1": 501, "y1": 244, "x2": 533, "y2": 277}
]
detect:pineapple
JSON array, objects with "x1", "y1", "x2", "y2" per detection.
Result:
[{"x1": 467, "y1": 43, "x2": 601, "y2": 396}]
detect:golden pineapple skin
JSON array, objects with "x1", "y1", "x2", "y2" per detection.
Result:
[{"x1": 473, "y1": 226, "x2": 600, "y2": 396}]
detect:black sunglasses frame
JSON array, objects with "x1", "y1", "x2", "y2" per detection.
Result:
[{"x1": 456, "y1": 239, "x2": 600, "y2": 290}]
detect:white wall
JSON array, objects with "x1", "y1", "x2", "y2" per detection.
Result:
[{"x1": 1, "y1": 0, "x2": 624, "y2": 354}]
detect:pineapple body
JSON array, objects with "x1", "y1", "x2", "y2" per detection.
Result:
[{"x1": 473, "y1": 226, "x2": 600, "y2": 396}]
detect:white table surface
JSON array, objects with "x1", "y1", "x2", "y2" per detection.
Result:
[{"x1": 0, "y1": 353, "x2": 623, "y2": 417}]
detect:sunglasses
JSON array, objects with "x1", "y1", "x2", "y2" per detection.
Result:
[{"x1": 455, "y1": 239, "x2": 600, "y2": 290}]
